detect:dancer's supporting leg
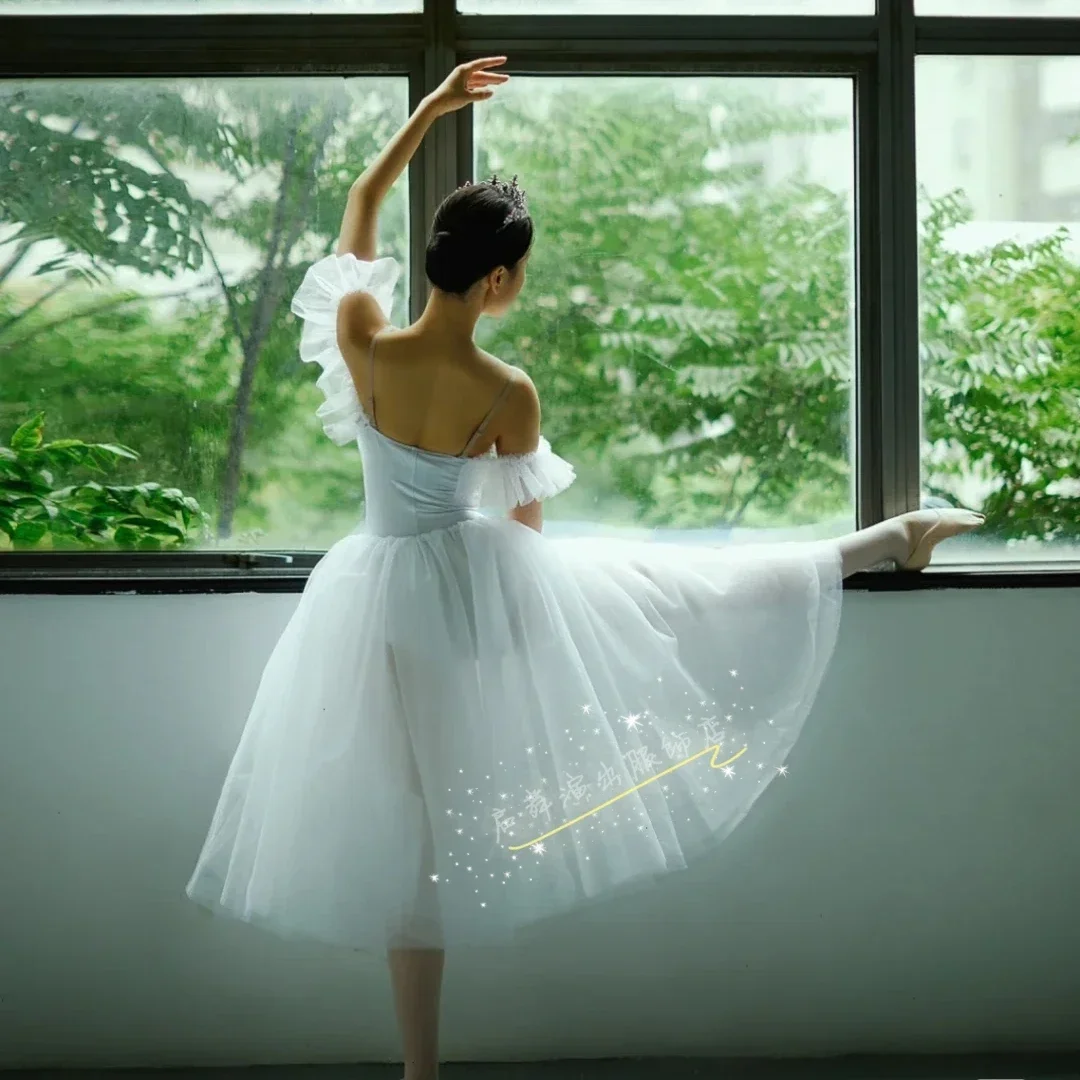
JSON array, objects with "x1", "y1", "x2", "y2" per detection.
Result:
[
  {"x1": 386, "y1": 646, "x2": 446, "y2": 1080},
  {"x1": 388, "y1": 945, "x2": 445, "y2": 1080},
  {"x1": 386, "y1": 806, "x2": 445, "y2": 1080}
]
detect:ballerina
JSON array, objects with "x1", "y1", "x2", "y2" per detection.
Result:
[{"x1": 185, "y1": 56, "x2": 983, "y2": 1080}]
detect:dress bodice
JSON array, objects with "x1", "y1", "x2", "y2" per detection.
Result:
[
  {"x1": 290, "y1": 252, "x2": 576, "y2": 537},
  {"x1": 355, "y1": 422, "x2": 483, "y2": 537}
]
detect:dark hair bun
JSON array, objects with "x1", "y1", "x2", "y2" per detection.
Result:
[{"x1": 425, "y1": 180, "x2": 533, "y2": 297}]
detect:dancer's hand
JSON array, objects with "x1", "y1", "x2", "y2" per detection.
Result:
[{"x1": 426, "y1": 57, "x2": 510, "y2": 116}]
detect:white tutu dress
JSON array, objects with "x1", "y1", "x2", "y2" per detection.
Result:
[{"x1": 185, "y1": 253, "x2": 844, "y2": 956}]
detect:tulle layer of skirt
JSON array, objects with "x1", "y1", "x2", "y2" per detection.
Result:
[{"x1": 185, "y1": 517, "x2": 843, "y2": 955}]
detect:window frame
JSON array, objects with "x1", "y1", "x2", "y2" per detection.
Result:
[{"x1": 1, "y1": 0, "x2": 1079, "y2": 594}]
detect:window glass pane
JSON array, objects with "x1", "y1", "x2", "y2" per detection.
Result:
[
  {"x1": 916, "y1": 56, "x2": 1080, "y2": 565},
  {"x1": 917, "y1": 1, "x2": 1080, "y2": 14},
  {"x1": 475, "y1": 76, "x2": 856, "y2": 541},
  {"x1": 1, "y1": 76, "x2": 409, "y2": 553},
  {"x1": 0, "y1": 1, "x2": 419, "y2": 12},
  {"x1": 460, "y1": 1, "x2": 871, "y2": 13}
]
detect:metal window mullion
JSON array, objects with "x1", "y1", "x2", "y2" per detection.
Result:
[
  {"x1": 450, "y1": 54, "x2": 864, "y2": 74},
  {"x1": 873, "y1": 0, "x2": 920, "y2": 523},
  {"x1": 916, "y1": 15, "x2": 1080, "y2": 55},
  {"x1": 456, "y1": 13, "x2": 877, "y2": 54},
  {"x1": 411, "y1": 0, "x2": 461, "y2": 321},
  {"x1": 0, "y1": 13, "x2": 423, "y2": 75},
  {"x1": 854, "y1": 54, "x2": 882, "y2": 529},
  {"x1": 453, "y1": 39, "x2": 875, "y2": 61}
]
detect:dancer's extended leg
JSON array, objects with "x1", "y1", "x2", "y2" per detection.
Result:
[{"x1": 835, "y1": 509, "x2": 984, "y2": 578}]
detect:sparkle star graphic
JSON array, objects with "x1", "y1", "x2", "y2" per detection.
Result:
[
  {"x1": 729, "y1": 669, "x2": 738, "y2": 677},
  {"x1": 776, "y1": 765, "x2": 789, "y2": 776},
  {"x1": 526, "y1": 747, "x2": 534, "y2": 755},
  {"x1": 430, "y1": 874, "x2": 440, "y2": 883},
  {"x1": 722, "y1": 766, "x2": 736, "y2": 779},
  {"x1": 531, "y1": 842, "x2": 546, "y2": 855},
  {"x1": 620, "y1": 712, "x2": 642, "y2": 730},
  {"x1": 581, "y1": 704, "x2": 592, "y2": 715}
]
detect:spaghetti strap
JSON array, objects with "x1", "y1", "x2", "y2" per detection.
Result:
[
  {"x1": 368, "y1": 329, "x2": 382, "y2": 432},
  {"x1": 458, "y1": 375, "x2": 514, "y2": 458}
]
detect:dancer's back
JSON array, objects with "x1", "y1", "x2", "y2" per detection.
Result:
[{"x1": 337, "y1": 309, "x2": 533, "y2": 463}]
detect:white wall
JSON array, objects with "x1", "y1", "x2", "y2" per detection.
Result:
[{"x1": 1, "y1": 585, "x2": 1079, "y2": 1070}]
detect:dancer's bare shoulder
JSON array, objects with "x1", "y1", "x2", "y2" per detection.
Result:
[
  {"x1": 480, "y1": 355, "x2": 540, "y2": 456},
  {"x1": 336, "y1": 289, "x2": 391, "y2": 362}
]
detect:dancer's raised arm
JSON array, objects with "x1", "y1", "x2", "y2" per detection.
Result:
[{"x1": 336, "y1": 56, "x2": 510, "y2": 260}]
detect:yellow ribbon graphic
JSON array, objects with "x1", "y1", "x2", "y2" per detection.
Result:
[{"x1": 508, "y1": 742, "x2": 748, "y2": 852}]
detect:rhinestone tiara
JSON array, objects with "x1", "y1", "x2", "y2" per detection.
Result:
[{"x1": 457, "y1": 173, "x2": 529, "y2": 225}]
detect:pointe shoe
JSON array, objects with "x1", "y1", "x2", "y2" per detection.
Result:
[{"x1": 899, "y1": 508, "x2": 986, "y2": 571}]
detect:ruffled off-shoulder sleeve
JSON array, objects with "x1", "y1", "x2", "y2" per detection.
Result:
[
  {"x1": 290, "y1": 252, "x2": 401, "y2": 445},
  {"x1": 456, "y1": 435, "x2": 576, "y2": 511}
]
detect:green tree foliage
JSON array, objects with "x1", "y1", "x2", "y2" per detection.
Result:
[
  {"x1": 0, "y1": 287, "x2": 240, "y2": 528},
  {"x1": 920, "y1": 190, "x2": 1080, "y2": 543},
  {"x1": 0, "y1": 83, "x2": 219, "y2": 284},
  {"x1": 0, "y1": 412, "x2": 209, "y2": 550},
  {"x1": 1, "y1": 78, "x2": 408, "y2": 546}
]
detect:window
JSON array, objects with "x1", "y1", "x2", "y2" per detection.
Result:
[
  {"x1": 3, "y1": 0, "x2": 1079, "y2": 586},
  {"x1": 0, "y1": 77, "x2": 409, "y2": 552},
  {"x1": 475, "y1": 75, "x2": 856, "y2": 541},
  {"x1": 459, "y1": 1, "x2": 872, "y2": 12},
  {"x1": 0, "y1": 1, "x2": 420, "y2": 11},
  {"x1": 916, "y1": 55, "x2": 1080, "y2": 564},
  {"x1": 917, "y1": 1, "x2": 1080, "y2": 14}
]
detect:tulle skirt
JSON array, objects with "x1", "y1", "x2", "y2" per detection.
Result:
[{"x1": 185, "y1": 517, "x2": 843, "y2": 956}]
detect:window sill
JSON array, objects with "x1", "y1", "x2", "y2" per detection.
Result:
[
  {"x1": 0, "y1": 552, "x2": 317, "y2": 594},
  {"x1": 847, "y1": 562, "x2": 1080, "y2": 591},
  {"x1": 1, "y1": 553, "x2": 1079, "y2": 594}
]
